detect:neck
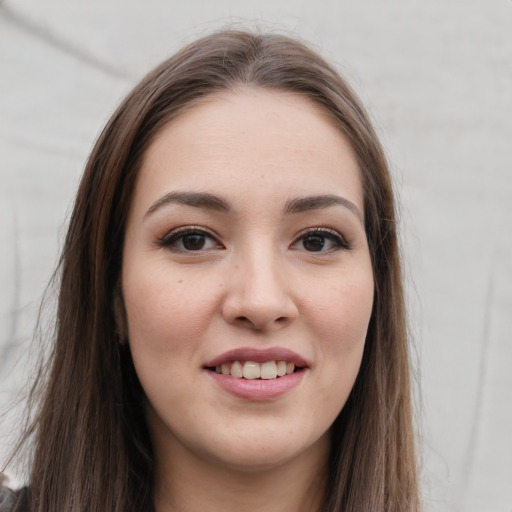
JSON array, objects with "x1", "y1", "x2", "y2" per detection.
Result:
[{"x1": 153, "y1": 437, "x2": 329, "y2": 512}]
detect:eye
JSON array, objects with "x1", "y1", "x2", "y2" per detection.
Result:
[
  {"x1": 292, "y1": 228, "x2": 349, "y2": 253},
  {"x1": 157, "y1": 227, "x2": 223, "y2": 252}
]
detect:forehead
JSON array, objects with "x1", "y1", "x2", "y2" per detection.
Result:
[{"x1": 136, "y1": 89, "x2": 363, "y2": 213}]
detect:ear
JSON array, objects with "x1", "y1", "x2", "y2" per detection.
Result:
[{"x1": 113, "y1": 281, "x2": 128, "y2": 344}]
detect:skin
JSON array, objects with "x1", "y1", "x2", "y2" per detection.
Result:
[{"x1": 121, "y1": 89, "x2": 375, "y2": 512}]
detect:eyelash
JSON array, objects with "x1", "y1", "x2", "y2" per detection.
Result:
[
  {"x1": 291, "y1": 227, "x2": 350, "y2": 253},
  {"x1": 156, "y1": 226, "x2": 223, "y2": 253},
  {"x1": 156, "y1": 226, "x2": 350, "y2": 254}
]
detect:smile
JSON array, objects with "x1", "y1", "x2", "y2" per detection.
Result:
[
  {"x1": 211, "y1": 360, "x2": 300, "y2": 380},
  {"x1": 204, "y1": 347, "x2": 309, "y2": 400}
]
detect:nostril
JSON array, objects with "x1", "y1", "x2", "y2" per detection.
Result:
[
  {"x1": 234, "y1": 316, "x2": 254, "y2": 328},
  {"x1": 232, "y1": 315, "x2": 290, "y2": 331}
]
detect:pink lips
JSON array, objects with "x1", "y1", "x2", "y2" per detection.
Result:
[{"x1": 204, "y1": 347, "x2": 308, "y2": 401}]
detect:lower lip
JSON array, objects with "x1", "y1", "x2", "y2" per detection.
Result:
[{"x1": 206, "y1": 370, "x2": 306, "y2": 400}]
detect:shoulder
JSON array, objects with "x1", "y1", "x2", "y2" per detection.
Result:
[{"x1": 0, "y1": 487, "x2": 28, "y2": 512}]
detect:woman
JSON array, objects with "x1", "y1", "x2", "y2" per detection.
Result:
[{"x1": 1, "y1": 29, "x2": 420, "y2": 511}]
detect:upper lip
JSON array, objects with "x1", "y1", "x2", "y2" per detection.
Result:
[{"x1": 204, "y1": 347, "x2": 309, "y2": 368}]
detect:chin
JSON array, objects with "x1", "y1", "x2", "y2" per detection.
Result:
[{"x1": 199, "y1": 426, "x2": 330, "y2": 474}]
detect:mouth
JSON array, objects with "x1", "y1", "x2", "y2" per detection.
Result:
[
  {"x1": 204, "y1": 347, "x2": 309, "y2": 380},
  {"x1": 205, "y1": 360, "x2": 306, "y2": 380}
]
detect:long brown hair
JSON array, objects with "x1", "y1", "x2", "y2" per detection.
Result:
[{"x1": 5, "y1": 30, "x2": 420, "y2": 511}]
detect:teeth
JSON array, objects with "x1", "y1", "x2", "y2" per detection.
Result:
[
  {"x1": 260, "y1": 361, "x2": 277, "y2": 380},
  {"x1": 276, "y1": 361, "x2": 287, "y2": 377},
  {"x1": 243, "y1": 361, "x2": 261, "y2": 379},
  {"x1": 231, "y1": 361, "x2": 243, "y2": 378},
  {"x1": 214, "y1": 360, "x2": 299, "y2": 380}
]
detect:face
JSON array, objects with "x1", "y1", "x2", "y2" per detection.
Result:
[{"x1": 122, "y1": 90, "x2": 374, "y2": 473}]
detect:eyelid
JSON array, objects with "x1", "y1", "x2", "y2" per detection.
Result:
[
  {"x1": 291, "y1": 227, "x2": 350, "y2": 251},
  {"x1": 156, "y1": 225, "x2": 223, "y2": 250},
  {"x1": 155, "y1": 225, "x2": 349, "y2": 253}
]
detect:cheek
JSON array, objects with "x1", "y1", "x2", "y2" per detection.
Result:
[
  {"x1": 307, "y1": 268, "x2": 374, "y2": 344},
  {"x1": 122, "y1": 265, "x2": 222, "y2": 358},
  {"x1": 303, "y1": 265, "x2": 374, "y2": 394}
]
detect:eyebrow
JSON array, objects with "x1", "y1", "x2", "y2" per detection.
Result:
[
  {"x1": 285, "y1": 194, "x2": 364, "y2": 224},
  {"x1": 145, "y1": 191, "x2": 232, "y2": 217},
  {"x1": 145, "y1": 191, "x2": 363, "y2": 224}
]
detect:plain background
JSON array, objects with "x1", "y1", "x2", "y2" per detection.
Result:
[{"x1": 0, "y1": 1, "x2": 511, "y2": 510}]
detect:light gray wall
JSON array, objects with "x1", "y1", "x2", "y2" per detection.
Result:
[{"x1": 1, "y1": 1, "x2": 511, "y2": 510}]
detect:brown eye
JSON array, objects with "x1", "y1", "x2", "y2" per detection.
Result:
[
  {"x1": 302, "y1": 234, "x2": 326, "y2": 252},
  {"x1": 182, "y1": 233, "x2": 208, "y2": 251},
  {"x1": 158, "y1": 228, "x2": 222, "y2": 253},
  {"x1": 292, "y1": 229, "x2": 349, "y2": 253}
]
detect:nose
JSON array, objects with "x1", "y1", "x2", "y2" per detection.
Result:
[{"x1": 221, "y1": 249, "x2": 299, "y2": 331}]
